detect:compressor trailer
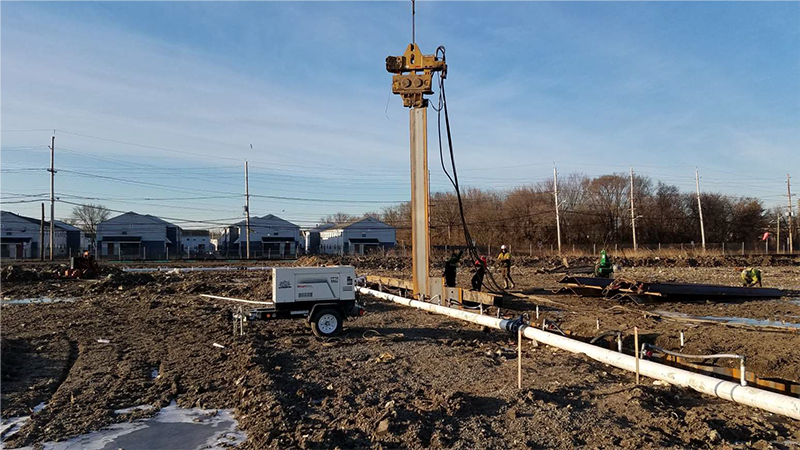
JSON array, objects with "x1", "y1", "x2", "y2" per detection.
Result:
[{"x1": 244, "y1": 266, "x2": 364, "y2": 337}]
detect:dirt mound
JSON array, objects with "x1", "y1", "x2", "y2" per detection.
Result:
[
  {"x1": 293, "y1": 254, "x2": 409, "y2": 271},
  {"x1": 293, "y1": 256, "x2": 321, "y2": 266},
  {"x1": 1, "y1": 265, "x2": 53, "y2": 283},
  {"x1": 89, "y1": 272, "x2": 156, "y2": 293}
]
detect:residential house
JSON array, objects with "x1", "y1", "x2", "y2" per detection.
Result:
[
  {"x1": 1, "y1": 211, "x2": 84, "y2": 259},
  {"x1": 54, "y1": 220, "x2": 84, "y2": 256},
  {"x1": 182, "y1": 229, "x2": 211, "y2": 256},
  {"x1": 219, "y1": 214, "x2": 301, "y2": 259},
  {"x1": 319, "y1": 217, "x2": 396, "y2": 255},
  {"x1": 96, "y1": 212, "x2": 182, "y2": 259},
  {"x1": 303, "y1": 223, "x2": 335, "y2": 254}
]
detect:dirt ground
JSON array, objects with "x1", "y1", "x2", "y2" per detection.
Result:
[{"x1": 2, "y1": 258, "x2": 799, "y2": 449}]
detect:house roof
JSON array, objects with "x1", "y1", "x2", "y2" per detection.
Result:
[
  {"x1": 54, "y1": 220, "x2": 81, "y2": 232},
  {"x1": 101, "y1": 211, "x2": 178, "y2": 228},
  {"x1": 330, "y1": 217, "x2": 392, "y2": 230},
  {"x1": 233, "y1": 214, "x2": 299, "y2": 230},
  {"x1": 305, "y1": 223, "x2": 335, "y2": 233},
  {"x1": 1, "y1": 211, "x2": 82, "y2": 232}
]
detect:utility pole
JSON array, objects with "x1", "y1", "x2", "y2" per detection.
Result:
[
  {"x1": 777, "y1": 211, "x2": 781, "y2": 254},
  {"x1": 386, "y1": 17, "x2": 445, "y2": 297},
  {"x1": 629, "y1": 166, "x2": 637, "y2": 252},
  {"x1": 48, "y1": 134, "x2": 56, "y2": 260},
  {"x1": 40, "y1": 203, "x2": 45, "y2": 261},
  {"x1": 244, "y1": 161, "x2": 251, "y2": 260},
  {"x1": 553, "y1": 165, "x2": 562, "y2": 254},
  {"x1": 788, "y1": 174, "x2": 794, "y2": 254},
  {"x1": 695, "y1": 167, "x2": 706, "y2": 252}
]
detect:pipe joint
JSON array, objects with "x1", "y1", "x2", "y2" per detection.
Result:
[{"x1": 502, "y1": 315, "x2": 528, "y2": 334}]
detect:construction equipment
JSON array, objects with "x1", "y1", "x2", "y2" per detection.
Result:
[
  {"x1": 386, "y1": 43, "x2": 446, "y2": 108},
  {"x1": 386, "y1": 37, "x2": 446, "y2": 297},
  {"x1": 62, "y1": 251, "x2": 99, "y2": 279},
  {"x1": 233, "y1": 266, "x2": 365, "y2": 338},
  {"x1": 594, "y1": 250, "x2": 614, "y2": 278}
]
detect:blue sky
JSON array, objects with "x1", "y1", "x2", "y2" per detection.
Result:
[{"x1": 2, "y1": 1, "x2": 798, "y2": 228}]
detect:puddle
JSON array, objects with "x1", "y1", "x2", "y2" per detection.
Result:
[
  {"x1": 657, "y1": 311, "x2": 800, "y2": 329},
  {"x1": 1, "y1": 297, "x2": 75, "y2": 305},
  {"x1": 12, "y1": 402, "x2": 245, "y2": 450}
]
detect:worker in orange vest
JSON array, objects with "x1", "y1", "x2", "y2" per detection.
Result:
[{"x1": 497, "y1": 245, "x2": 515, "y2": 289}]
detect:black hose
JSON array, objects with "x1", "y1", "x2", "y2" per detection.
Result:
[
  {"x1": 589, "y1": 330, "x2": 621, "y2": 345},
  {"x1": 432, "y1": 46, "x2": 506, "y2": 294}
]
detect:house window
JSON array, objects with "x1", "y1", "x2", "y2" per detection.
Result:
[
  {"x1": 122, "y1": 231, "x2": 127, "y2": 235},
  {"x1": 362, "y1": 232, "x2": 366, "y2": 237}
]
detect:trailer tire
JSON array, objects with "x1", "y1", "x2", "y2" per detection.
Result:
[{"x1": 310, "y1": 308, "x2": 343, "y2": 338}]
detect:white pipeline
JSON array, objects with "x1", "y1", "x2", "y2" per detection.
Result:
[
  {"x1": 358, "y1": 287, "x2": 800, "y2": 421},
  {"x1": 123, "y1": 266, "x2": 272, "y2": 273}
]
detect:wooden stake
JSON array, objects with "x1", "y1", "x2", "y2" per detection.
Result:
[
  {"x1": 634, "y1": 326, "x2": 640, "y2": 384},
  {"x1": 517, "y1": 326, "x2": 523, "y2": 390}
]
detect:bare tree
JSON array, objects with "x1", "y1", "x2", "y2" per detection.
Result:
[
  {"x1": 69, "y1": 204, "x2": 110, "y2": 242},
  {"x1": 376, "y1": 172, "x2": 773, "y2": 251}
]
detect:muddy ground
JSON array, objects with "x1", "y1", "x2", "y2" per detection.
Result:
[{"x1": 1, "y1": 258, "x2": 799, "y2": 449}]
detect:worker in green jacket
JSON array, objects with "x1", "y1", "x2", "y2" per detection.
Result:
[
  {"x1": 740, "y1": 267, "x2": 762, "y2": 287},
  {"x1": 595, "y1": 250, "x2": 614, "y2": 278}
]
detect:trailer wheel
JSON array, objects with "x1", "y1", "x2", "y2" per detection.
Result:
[{"x1": 310, "y1": 308, "x2": 343, "y2": 338}]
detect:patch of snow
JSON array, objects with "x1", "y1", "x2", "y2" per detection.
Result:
[{"x1": 13, "y1": 401, "x2": 245, "y2": 450}]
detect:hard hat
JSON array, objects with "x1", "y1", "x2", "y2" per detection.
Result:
[{"x1": 501, "y1": 245, "x2": 507, "y2": 250}]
